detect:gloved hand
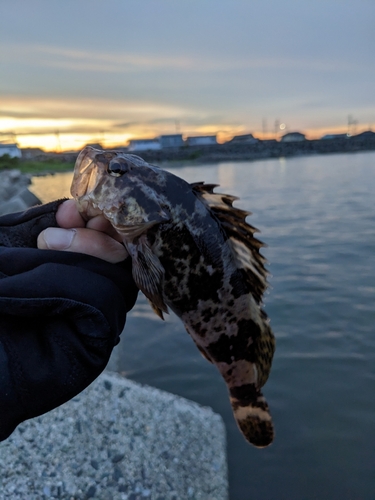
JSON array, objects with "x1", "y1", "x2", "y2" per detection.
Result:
[{"x1": 0, "y1": 199, "x2": 138, "y2": 441}]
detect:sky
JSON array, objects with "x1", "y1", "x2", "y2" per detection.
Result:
[{"x1": 0, "y1": 0, "x2": 374, "y2": 151}]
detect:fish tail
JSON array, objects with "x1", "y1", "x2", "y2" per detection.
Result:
[{"x1": 230, "y1": 385, "x2": 274, "y2": 448}]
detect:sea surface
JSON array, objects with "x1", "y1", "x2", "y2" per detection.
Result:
[{"x1": 31, "y1": 151, "x2": 375, "y2": 500}]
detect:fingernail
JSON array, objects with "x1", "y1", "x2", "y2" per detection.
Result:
[{"x1": 43, "y1": 228, "x2": 76, "y2": 250}]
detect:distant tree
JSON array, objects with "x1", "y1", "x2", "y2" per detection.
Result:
[{"x1": 0, "y1": 154, "x2": 20, "y2": 170}]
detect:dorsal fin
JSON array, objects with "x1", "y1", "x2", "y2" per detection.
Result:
[{"x1": 191, "y1": 182, "x2": 268, "y2": 303}]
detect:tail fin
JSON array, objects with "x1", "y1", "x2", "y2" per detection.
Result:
[{"x1": 230, "y1": 387, "x2": 274, "y2": 448}]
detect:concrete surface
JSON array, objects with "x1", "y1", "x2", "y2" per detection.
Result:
[{"x1": 0, "y1": 371, "x2": 228, "y2": 500}]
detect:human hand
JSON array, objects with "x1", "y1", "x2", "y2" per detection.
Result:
[
  {"x1": 0, "y1": 199, "x2": 138, "y2": 441},
  {"x1": 37, "y1": 199, "x2": 127, "y2": 263}
]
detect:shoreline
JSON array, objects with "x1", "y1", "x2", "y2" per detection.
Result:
[
  {"x1": 130, "y1": 134, "x2": 375, "y2": 166},
  {"x1": 21, "y1": 134, "x2": 375, "y2": 171}
]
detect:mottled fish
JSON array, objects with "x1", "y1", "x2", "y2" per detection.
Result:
[{"x1": 71, "y1": 146, "x2": 276, "y2": 447}]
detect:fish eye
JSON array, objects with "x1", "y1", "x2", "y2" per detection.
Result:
[{"x1": 107, "y1": 160, "x2": 129, "y2": 177}]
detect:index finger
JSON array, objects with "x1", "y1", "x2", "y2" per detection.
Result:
[
  {"x1": 56, "y1": 199, "x2": 86, "y2": 229},
  {"x1": 86, "y1": 215, "x2": 123, "y2": 242}
]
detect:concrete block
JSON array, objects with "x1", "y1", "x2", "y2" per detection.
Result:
[{"x1": 0, "y1": 372, "x2": 228, "y2": 500}]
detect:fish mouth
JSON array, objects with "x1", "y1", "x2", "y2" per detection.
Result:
[
  {"x1": 70, "y1": 168, "x2": 103, "y2": 221},
  {"x1": 71, "y1": 146, "x2": 112, "y2": 199},
  {"x1": 71, "y1": 148, "x2": 96, "y2": 199}
]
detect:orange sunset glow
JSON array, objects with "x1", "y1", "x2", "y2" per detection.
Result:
[{"x1": 1, "y1": 95, "x2": 370, "y2": 152}]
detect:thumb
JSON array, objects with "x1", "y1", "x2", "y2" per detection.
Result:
[{"x1": 38, "y1": 227, "x2": 128, "y2": 264}]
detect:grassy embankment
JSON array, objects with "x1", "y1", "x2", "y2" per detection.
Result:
[{"x1": 0, "y1": 155, "x2": 74, "y2": 175}]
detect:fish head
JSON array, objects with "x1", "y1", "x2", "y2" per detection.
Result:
[{"x1": 71, "y1": 146, "x2": 171, "y2": 238}]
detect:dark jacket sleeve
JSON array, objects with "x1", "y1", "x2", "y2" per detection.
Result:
[{"x1": 0, "y1": 201, "x2": 138, "y2": 441}]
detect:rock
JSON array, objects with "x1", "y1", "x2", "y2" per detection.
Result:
[
  {"x1": 0, "y1": 170, "x2": 30, "y2": 200},
  {"x1": 0, "y1": 169, "x2": 41, "y2": 216}
]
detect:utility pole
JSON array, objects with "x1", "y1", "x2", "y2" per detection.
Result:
[
  {"x1": 55, "y1": 131, "x2": 61, "y2": 153},
  {"x1": 274, "y1": 119, "x2": 280, "y2": 139},
  {"x1": 348, "y1": 115, "x2": 358, "y2": 136},
  {"x1": 262, "y1": 118, "x2": 267, "y2": 139}
]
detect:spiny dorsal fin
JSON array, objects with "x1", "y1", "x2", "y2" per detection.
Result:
[{"x1": 191, "y1": 182, "x2": 268, "y2": 303}]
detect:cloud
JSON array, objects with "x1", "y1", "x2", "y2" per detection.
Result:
[
  {"x1": 0, "y1": 95, "x2": 224, "y2": 138},
  {"x1": 2, "y1": 42, "x2": 364, "y2": 76},
  {"x1": 115, "y1": 114, "x2": 225, "y2": 129},
  {"x1": 0, "y1": 95, "x2": 189, "y2": 122}
]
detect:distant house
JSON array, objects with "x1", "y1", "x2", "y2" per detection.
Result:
[
  {"x1": 127, "y1": 139, "x2": 161, "y2": 152},
  {"x1": 186, "y1": 135, "x2": 217, "y2": 146},
  {"x1": 0, "y1": 143, "x2": 22, "y2": 158},
  {"x1": 280, "y1": 132, "x2": 306, "y2": 142},
  {"x1": 228, "y1": 133, "x2": 258, "y2": 144},
  {"x1": 20, "y1": 147, "x2": 45, "y2": 159},
  {"x1": 320, "y1": 134, "x2": 348, "y2": 140},
  {"x1": 354, "y1": 130, "x2": 375, "y2": 139},
  {"x1": 261, "y1": 139, "x2": 278, "y2": 145},
  {"x1": 159, "y1": 134, "x2": 184, "y2": 148}
]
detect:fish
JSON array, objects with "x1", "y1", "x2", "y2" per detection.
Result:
[{"x1": 71, "y1": 146, "x2": 276, "y2": 447}]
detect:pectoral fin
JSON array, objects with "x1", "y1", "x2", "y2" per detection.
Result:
[
  {"x1": 148, "y1": 300, "x2": 166, "y2": 320},
  {"x1": 127, "y1": 238, "x2": 168, "y2": 316}
]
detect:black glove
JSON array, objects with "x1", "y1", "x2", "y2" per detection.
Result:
[{"x1": 0, "y1": 200, "x2": 138, "y2": 441}]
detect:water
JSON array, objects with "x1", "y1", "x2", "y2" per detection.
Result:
[{"x1": 31, "y1": 151, "x2": 375, "y2": 500}]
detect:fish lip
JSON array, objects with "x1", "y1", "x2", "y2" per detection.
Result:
[{"x1": 71, "y1": 146, "x2": 107, "y2": 199}]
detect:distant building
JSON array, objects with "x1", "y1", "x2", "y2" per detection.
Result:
[
  {"x1": 186, "y1": 135, "x2": 217, "y2": 146},
  {"x1": 20, "y1": 147, "x2": 45, "y2": 159},
  {"x1": 320, "y1": 134, "x2": 348, "y2": 140},
  {"x1": 127, "y1": 139, "x2": 161, "y2": 152},
  {"x1": 0, "y1": 143, "x2": 22, "y2": 158},
  {"x1": 261, "y1": 139, "x2": 278, "y2": 145},
  {"x1": 353, "y1": 130, "x2": 375, "y2": 139},
  {"x1": 280, "y1": 132, "x2": 306, "y2": 142},
  {"x1": 159, "y1": 134, "x2": 184, "y2": 148},
  {"x1": 228, "y1": 133, "x2": 258, "y2": 144}
]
